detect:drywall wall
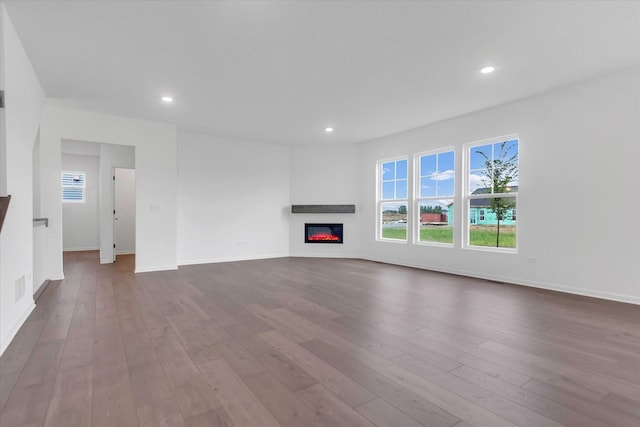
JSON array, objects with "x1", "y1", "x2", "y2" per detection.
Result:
[
  {"x1": 0, "y1": 4, "x2": 45, "y2": 354},
  {"x1": 61, "y1": 153, "x2": 100, "y2": 251},
  {"x1": 177, "y1": 131, "x2": 290, "y2": 264},
  {"x1": 356, "y1": 67, "x2": 640, "y2": 304},
  {"x1": 39, "y1": 106, "x2": 177, "y2": 276},
  {"x1": 289, "y1": 144, "x2": 362, "y2": 257},
  {"x1": 98, "y1": 143, "x2": 134, "y2": 263}
]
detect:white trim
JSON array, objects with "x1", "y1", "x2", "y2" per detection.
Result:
[
  {"x1": 463, "y1": 134, "x2": 519, "y2": 253},
  {"x1": 376, "y1": 156, "x2": 410, "y2": 242},
  {"x1": 134, "y1": 264, "x2": 178, "y2": 273},
  {"x1": 360, "y1": 255, "x2": 640, "y2": 305},
  {"x1": 115, "y1": 250, "x2": 135, "y2": 255},
  {"x1": 47, "y1": 274, "x2": 65, "y2": 281},
  {"x1": 414, "y1": 147, "x2": 456, "y2": 246},
  {"x1": 0, "y1": 302, "x2": 36, "y2": 356},
  {"x1": 100, "y1": 258, "x2": 113, "y2": 264},
  {"x1": 178, "y1": 253, "x2": 289, "y2": 266},
  {"x1": 289, "y1": 253, "x2": 360, "y2": 259},
  {"x1": 63, "y1": 246, "x2": 100, "y2": 252},
  {"x1": 376, "y1": 238, "x2": 408, "y2": 245}
]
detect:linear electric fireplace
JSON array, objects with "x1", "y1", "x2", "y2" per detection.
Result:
[{"x1": 305, "y1": 223, "x2": 343, "y2": 244}]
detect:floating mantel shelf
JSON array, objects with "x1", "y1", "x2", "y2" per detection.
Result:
[{"x1": 291, "y1": 204, "x2": 356, "y2": 214}]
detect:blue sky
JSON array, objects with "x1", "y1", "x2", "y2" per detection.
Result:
[
  {"x1": 380, "y1": 139, "x2": 518, "y2": 204},
  {"x1": 420, "y1": 150, "x2": 454, "y2": 198},
  {"x1": 469, "y1": 139, "x2": 519, "y2": 193}
]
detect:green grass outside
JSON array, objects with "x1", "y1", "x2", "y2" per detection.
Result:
[
  {"x1": 469, "y1": 225, "x2": 516, "y2": 248},
  {"x1": 381, "y1": 225, "x2": 516, "y2": 248}
]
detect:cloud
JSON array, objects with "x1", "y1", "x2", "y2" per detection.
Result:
[
  {"x1": 429, "y1": 169, "x2": 454, "y2": 181},
  {"x1": 469, "y1": 173, "x2": 490, "y2": 189}
]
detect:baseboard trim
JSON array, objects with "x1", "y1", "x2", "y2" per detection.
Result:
[
  {"x1": 33, "y1": 280, "x2": 51, "y2": 302},
  {"x1": 178, "y1": 253, "x2": 288, "y2": 266},
  {"x1": 48, "y1": 274, "x2": 64, "y2": 281},
  {"x1": 135, "y1": 265, "x2": 178, "y2": 273},
  {"x1": 116, "y1": 250, "x2": 135, "y2": 255},
  {"x1": 100, "y1": 258, "x2": 113, "y2": 264},
  {"x1": 289, "y1": 252, "x2": 360, "y2": 259},
  {"x1": 63, "y1": 246, "x2": 99, "y2": 252},
  {"x1": 360, "y1": 255, "x2": 640, "y2": 305},
  {"x1": 0, "y1": 301, "x2": 36, "y2": 356}
]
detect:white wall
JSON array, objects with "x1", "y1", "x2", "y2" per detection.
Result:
[
  {"x1": 61, "y1": 153, "x2": 100, "y2": 251},
  {"x1": 0, "y1": 4, "x2": 45, "y2": 354},
  {"x1": 99, "y1": 144, "x2": 134, "y2": 262},
  {"x1": 177, "y1": 131, "x2": 290, "y2": 264},
  {"x1": 32, "y1": 130, "x2": 40, "y2": 216},
  {"x1": 289, "y1": 144, "x2": 362, "y2": 257},
  {"x1": 39, "y1": 106, "x2": 177, "y2": 276},
  {"x1": 354, "y1": 67, "x2": 640, "y2": 304}
]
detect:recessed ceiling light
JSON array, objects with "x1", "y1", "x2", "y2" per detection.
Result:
[
  {"x1": 161, "y1": 96, "x2": 173, "y2": 103},
  {"x1": 325, "y1": 127, "x2": 334, "y2": 133},
  {"x1": 480, "y1": 66, "x2": 495, "y2": 74}
]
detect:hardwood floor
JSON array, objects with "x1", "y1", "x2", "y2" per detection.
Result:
[{"x1": 1, "y1": 251, "x2": 639, "y2": 426}]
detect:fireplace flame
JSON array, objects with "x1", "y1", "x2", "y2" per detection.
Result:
[{"x1": 308, "y1": 232, "x2": 340, "y2": 241}]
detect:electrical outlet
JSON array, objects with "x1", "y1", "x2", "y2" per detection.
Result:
[{"x1": 15, "y1": 275, "x2": 25, "y2": 302}]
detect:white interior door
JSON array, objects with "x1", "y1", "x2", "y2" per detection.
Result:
[{"x1": 114, "y1": 168, "x2": 135, "y2": 259}]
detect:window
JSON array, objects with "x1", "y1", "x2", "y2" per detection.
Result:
[
  {"x1": 61, "y1": 171, "x2": 86, "y2": 203},
  {"x1": 378, "y1": 158, "x2": 408, "y2": 241},
  {"x1": 416, "y1": 149, "x2": 454, "y2": 245},
  {"x1": 465, "y1": 137, "x2": 518, "y2": 250}
]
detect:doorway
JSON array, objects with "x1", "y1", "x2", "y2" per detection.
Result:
[{"x1": 113, "y1": 168, "x2": 136, "y2": 262}]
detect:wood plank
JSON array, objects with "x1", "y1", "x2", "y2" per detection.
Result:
[
  {"x1": 184, "y1": 408, "x2": 234, "y2": 427},
  {"x1": 167, "y1": 313, "x2": 221, "y2": 364},
  {"x1": 243, "y1": 371, "x2": 327, "y2": 427},
  {"x1": 198, "y1": 358, "x2": 281, "y2": 427},
  {"x1": 44, "y1": 365, "x2": 93, "y2": 427},
  {"x1": 357, "y1": 398, "x2": 424, "y2": 427},
  {"x1": 295, "y1": 383, "x2": 375, "y2": 427},
  {"x1": 260, "y1": 330, "x2": 376, "y2": 407},
  {"x1": 241, "y1": 334, "x2": 318, "y2": 392},
  {"x1": 3, "y1": 253, "x2": 639, "y2": 427},
  {"x1": 152, "y1": 330, "x2": 221, "y2": 419},
  {"x1": 394, "y1": 354, "x2": 564, "y2": 427},
  {"x1": 449, "y1": 364, "x2": 603, "y2": 427},
  {"x1": 301, "y1": 338, "x2": 460, "y2": 427},
  {"x1": 136, "y1": 400, "x2": 186, "y2": 427},
  {"x1": 523, "y1": 379, "x2": 640, "y2": 427}
]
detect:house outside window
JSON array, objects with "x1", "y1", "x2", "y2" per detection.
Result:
[
  {"x1": 61, "y1": 171, "x2": 86, "y2": 203},
  {"x1": 465, "y1": 136, "x2": 519, "y2": 251},
  {"x1": 416, "y1": 149, "x2": 454, "y2": 245},
  {"x1": 378, "y1": 158, "x2": 408, "y2": 241}
]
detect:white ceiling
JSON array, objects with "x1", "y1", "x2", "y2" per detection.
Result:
[{"x1": 5, "y1": 0, "x2": 640, "y2": 145}]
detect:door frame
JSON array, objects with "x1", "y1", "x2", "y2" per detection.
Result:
[{"x1": 112, "y1": 167, "x2": 136, "y2": 261}]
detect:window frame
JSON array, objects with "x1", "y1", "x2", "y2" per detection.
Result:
[
  {"x1": 463, "y1": 135, "x2": 519, "y2": 253},
  {"x1": 61, "y1": 170, "x2": 87, "y2": 203},
  {"x1": 376, "y1": 156, "x2": 409, "y2": 243},
  {"x1": 414, "y1": 147, "x2": 455, "y2": 247}
]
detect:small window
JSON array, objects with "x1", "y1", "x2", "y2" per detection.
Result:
[
  {"x1": 465, "y1": 136, "x2": 519, "y2": 250},
  {"x1": 378, "y1": 158, "x2": 408, "y2": 241},
  {"x1": 61, "y1": 171, "x2": 86, "y2": 203},
  {"x1": 416, "y1": 149, "x2": 454, "y2": 245}
]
